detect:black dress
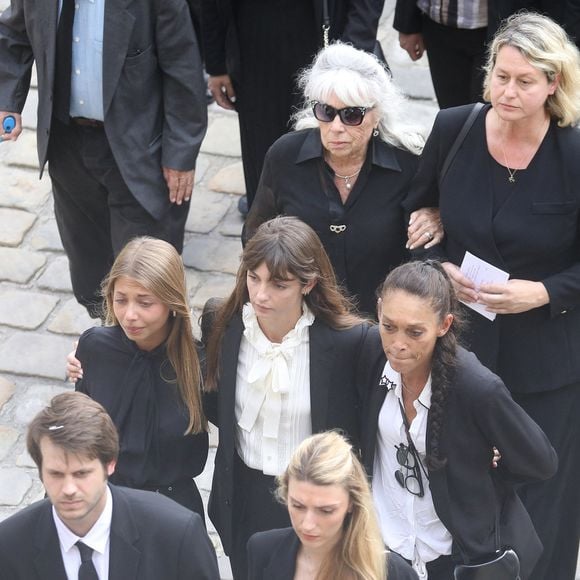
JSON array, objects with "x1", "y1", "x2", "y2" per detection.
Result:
[
  {"x1": 244, "y1": 129, "x2": 419, "y2": 315},
  {"x1": 75, "y1": 325, "x2": 209, "y2": 516}
]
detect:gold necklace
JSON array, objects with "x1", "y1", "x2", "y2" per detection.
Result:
[{"x1": 499, "y1": 117, "x2": 549, "y2": 184}]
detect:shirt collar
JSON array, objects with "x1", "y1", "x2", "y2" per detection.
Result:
[
  {"x1": 53, "y1": 485, "x2": 113, "y2": 555},
  {"x1": 379, "y1": 360, "x2": 432, "y2": 410},
  {"x1": 295, "y1": 128, "x2": 402, "y2": 172}
]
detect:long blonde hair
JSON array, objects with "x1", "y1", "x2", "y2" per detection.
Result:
[
  {"x1": 204, "y1": 217, "x2": 366, "y2": 390},
  {"x1": 277, "y1": 431, "x2": 387, "y2": 580},
  {"x1": 102, "y1": 237, "x2": 207, "y2": 434}
]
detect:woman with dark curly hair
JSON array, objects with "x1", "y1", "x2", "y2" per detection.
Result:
[{"x1": 359, "y1": 261, "x2": 557, "y2": 580}]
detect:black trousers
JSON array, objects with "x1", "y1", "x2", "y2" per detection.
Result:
[
  {"x1": 513, "y1": 383, "x2": 580, "y2": 580},
  {"x1": 233, "y1": 0, "x2": 318, "y2": 207},
  {"x1": 421, "y1": 15, "x2": 488, "y2": 109},
  {"x1": 48, "y1": 118, "x2": 189, "y2": 317},
  {"x1": 229, "y1": 453, "x2": 290, "y2": 580}
]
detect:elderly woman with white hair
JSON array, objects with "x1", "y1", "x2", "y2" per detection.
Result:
[{"x1": 243, "y1": 42, "x2": 442, "y2": 316}]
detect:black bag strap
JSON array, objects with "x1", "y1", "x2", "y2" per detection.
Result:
[{"x1": 439, "y1": 102, "x2": 485, "y2": 187}]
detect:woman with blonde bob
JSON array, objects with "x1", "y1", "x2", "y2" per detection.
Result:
[
  {"x1": 68, "y1": 236, "x2": 208, "y2": 515},
  {"x1": 202, "y1": 217, "x2": 369, "y2": 579},
  {"x1": 403, "y1": 12, "x2": 580, "y2": 580},
  {"x1": 247, "y1": 431, "x2": 417, "y2": 580}
]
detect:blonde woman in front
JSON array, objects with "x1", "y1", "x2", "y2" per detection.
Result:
[{"x1": 247, "y1": 431, "x2": 418, "y2": 580}]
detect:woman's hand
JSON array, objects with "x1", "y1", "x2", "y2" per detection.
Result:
[
  {"x1": 407, "y1": 207, "x2": 444, "y2": 250},
  {"x1": 478, "y1": 279, "x2": 549, "y2": 314},
  {"x1": 66, "y1": 342, "x2": 83, "y2": 383},
  {"x1": 442, "y1": 262, "x2": 478, "y2": 303},
  {"x1": 208, "y1": 74, "x2": 236, "y2": 110}
]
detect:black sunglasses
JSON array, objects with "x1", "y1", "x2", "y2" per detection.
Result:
[
  {"x1": 311, "y1": 101, "x2": 370, "y2": 126},
  {"x1": 394, "y1": 443, "x2": 425, "y2": 497}
]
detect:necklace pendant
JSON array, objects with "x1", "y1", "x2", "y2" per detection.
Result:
[
  {"x1": 345, "y1": 182, "x2": 351, "y2": 189},
  {"x1": 508, "y1": 175, "x2": 516, "y2": 183}
]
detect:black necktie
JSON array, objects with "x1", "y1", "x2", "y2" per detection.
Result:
[
  {"x1": 53, "y1": 0, "x2": 75, "y2": 123},
  {"x1": 76, "y1": 541, "x2": 99, "y2": 580}
]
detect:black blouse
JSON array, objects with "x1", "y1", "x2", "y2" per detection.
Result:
[
  {"x1": 243, "y1": 128, "x2": 419, "y2": 315},
  {"x1": 75, "y1": 325, "x2": 208, "y2": 488}
]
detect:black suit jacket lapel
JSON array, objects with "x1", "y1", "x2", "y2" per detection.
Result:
[
  {"x1": 263, "y1": 529, "x2": 301, "y2": 580},
  {"x1": 219, "y1": 315, "x2": 244, "y2": 452},
  {"x1": 33, "y1": 502, "x2": 68, "y2": 580},
  {"x1": 108, "y1": 485, "x2": 141, "y2": 580},
  {"x1": 102, "y1": 0, "x2": 135, "y2": 116},
  {"x1": 309, "y1": 320, "x2": 335, "y2": 433}
]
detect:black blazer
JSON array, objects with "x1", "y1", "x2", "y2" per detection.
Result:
[
  {"x1": 404, "y1": 104, "x2": 580, "y2": 394},
  {"x1": 247, "y1": 527, "x2": 418, "y2": 580},
  {"x1": 359, "y1": 327, "x2": 558, "y2": 579},
  {"x1": 0, "y1": 484, "x2": 219, "y2": 580},
  {"x1": 201, "y1": 301, "x2": 368, "y2": 555},
  {"x1": 200, "y1": 0, "x2": 383, "y2": 79}
]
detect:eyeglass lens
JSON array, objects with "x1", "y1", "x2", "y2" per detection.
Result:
[
  {"x1": 312, "y1": 102, "x2": 366, "y2": 126},
  {"x1": 394, "y1": 444, "x2": 424, "y2": 497}
]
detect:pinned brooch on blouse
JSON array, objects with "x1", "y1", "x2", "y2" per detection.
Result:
[{"x1": 379, "y1": 375, "x2": 397, "y2": 390}]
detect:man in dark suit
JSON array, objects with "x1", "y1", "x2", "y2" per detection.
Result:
[
  {"x1": 0, "y1": 392, "x2": 219, "y2": 580},
  {"x1": 0, "y1": 0, "x2": 207, "y2": 317}
]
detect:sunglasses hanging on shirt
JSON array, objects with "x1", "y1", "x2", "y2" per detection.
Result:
[{"x1": 394, "y1": 399, "x2": 429, "y2": 497}]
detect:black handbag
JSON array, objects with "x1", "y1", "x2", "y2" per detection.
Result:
[
  {"x1": 454, "y1": 496, "x2": 521, "y2": 580},
  {"x1": 454, "y1": 548, "x2": 521, "y2": 580}
]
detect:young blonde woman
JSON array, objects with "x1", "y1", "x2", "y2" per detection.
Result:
[
  {"x1": 68, "y1": 237, "x2": 208, "y2": 516},
  {"x1": 202, "y1": 216, "x2": 369, "y2": 579},
  {"x1": 248, "y1": 431, "x2": 418, "y2": 580}
]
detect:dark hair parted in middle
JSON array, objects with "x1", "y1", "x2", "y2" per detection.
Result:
[
  {"x1": 378, "y1": 260, "x2": 464, "y2": 469},
  {"x1": 204, "y1": 216, "x2": 365, "y2": 390}
]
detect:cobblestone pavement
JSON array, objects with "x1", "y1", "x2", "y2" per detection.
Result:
[{"x1": 9, "y1": 1, "x2": 556, "y2": 578}]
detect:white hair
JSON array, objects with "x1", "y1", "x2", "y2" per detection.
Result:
[{"x1": 293, "y1": 42, "x2": 425, "y2": 154}]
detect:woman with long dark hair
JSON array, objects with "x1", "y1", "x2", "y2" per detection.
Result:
[{"x1": 202, "y1": 216, "x2": 368, "y2": 579}]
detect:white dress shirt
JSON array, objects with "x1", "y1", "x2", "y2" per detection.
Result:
[
  {"x1": 372, "y1": 361, "x2": 452, "y2": 579},
  {"x1": 53, "y1": 485, "x2": 112, "y2": 580},
  {"x1": 235, "y1": 302, "x2": 313, "y2": 476}
]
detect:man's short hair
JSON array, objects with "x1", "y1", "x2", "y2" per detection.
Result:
[{"x1": 27, "y1": 392, "x2": 119, "y2": 471}]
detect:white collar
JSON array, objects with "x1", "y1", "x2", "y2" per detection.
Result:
[
  {"x1": 380, "y1": 360, "x2": 432, "y2": 410},
  {"x1": 53, "y1": 485, "x2": 113, "y2": 555}
]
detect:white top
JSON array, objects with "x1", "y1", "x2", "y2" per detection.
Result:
[
  {"x1": 372, "y1": 361, "x2": 452, "y2": 580},
  {"x1": 53, "y1": 485, "x2": 112, "y2": 580},
  {"x1": 235, "y1": 302, "x2": 314, "y2": 476}
]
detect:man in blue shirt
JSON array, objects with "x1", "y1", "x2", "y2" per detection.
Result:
[{"x1": 0, "y1": 0, "x2": 207, "y2": 318}]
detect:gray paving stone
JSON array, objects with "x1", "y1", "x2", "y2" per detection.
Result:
[
  {"x1": 0, "y1": 333, "x2": 74, "y2": 380},
  {"x1": 13, "y1": 384, "x2": 71, "y2": 425},
  {"x1": 0, "y1": 377, "x2": 15, "y2": 410},
  {"x1": 194, "y1": 154, "x2": 211, "y2": 183},
  {"x1": 0, "y1": 468, "x2": 32, "y2": 506},
  {"x1": 182, "y1": 236, "x2": 241, "y2": 275},
  {"x1": 0, "y1": 207, "x2": 36, "y2": 246},
  {"x1": 0, "y1": 426, "x2": 18, "y2": 461},
  {"x1": 28, "y1": 218, "x2": 64, "y2": 251},
  {"x1": 0, "y1": 290, "x2": 59, "y2": 329},
  {"x1": 185, "y1": 190, "x2": 232, "y2": 234},
  {"x1": 3, "y1": 130, "x2": 38, "y2": 169},
  {"x1": 208, "y1": 161, "x2": 245, "y2": 195},
  {"x1": 200, "y1": 115, "x2": 241, "y2": 157},
  {"x1": 47, "y1": 297, "x2": 97, "y2": 336},
  {"x1": 16, "y1": 449, "x2": 36, "y2": 468},
  {"x1": 218, "y1": 204, "x2": 244, "y2": 238},
  {"x1": 0, "y1": 169, "x2": 51, "y2": 211},
  {"x1": 37, "y1": 255, "x2": 73, "y2": 292},
  {"x1": 0, "y1": 247, "x2": 46, "y2": 283},
  {"x1": 190, "y1": 273, "x2": 237, "y2": 309}
]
